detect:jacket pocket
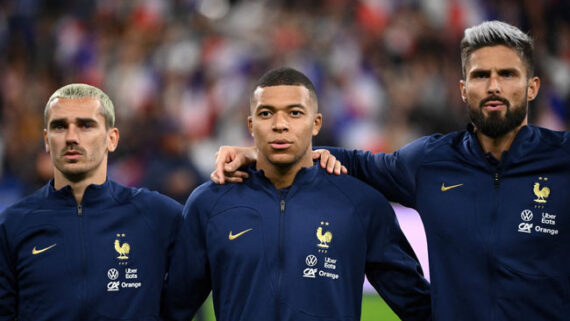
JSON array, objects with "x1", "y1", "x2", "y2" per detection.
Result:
[{"x1": 495, "y1": 263, "x2": 569, "y2": 320}]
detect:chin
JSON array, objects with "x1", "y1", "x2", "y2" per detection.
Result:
[
  {"x1": 484, "y1": 110, "x2": 507, "y2": 118},
  {"x1": 270, "y1": 159, "x2": 295, "y2": 167},
  {"x1": 267, "y1": 154, "x2": 297, "y2": 167},
  {"x1": 58, "y1": 164, "x2": 88, "y2": 175}
]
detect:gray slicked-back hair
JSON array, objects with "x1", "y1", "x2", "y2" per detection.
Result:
[
  {"x1": 460, "y1": 20, "x2": 534, "y2": 78},
  {"x1": 44, "y1": 83, "x2": 115, "y2": 129}
]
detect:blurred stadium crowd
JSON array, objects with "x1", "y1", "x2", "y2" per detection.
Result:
[{"x1": 1, "y1": 0, "x2": 569, "y2": 208}]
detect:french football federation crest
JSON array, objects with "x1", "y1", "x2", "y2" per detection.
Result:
[
  {"x1": 533, "y1": 177, "x2": 550, "y2": 204},
  {"x1": 316, "y1": 222, "x2": 333, "y2": 253},
  {"x1": 114, "y1": 233, "x2": 130, "y2": 261}
]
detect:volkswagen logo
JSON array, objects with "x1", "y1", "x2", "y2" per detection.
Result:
[
  {"x1": 107, "y1": 268, "x2": 119, "y2": 280},
  {"x1": 521, "y1": 209, "x2": 533, "y2": 222},
  {"x1": 305, "y1": 255, "x2": 318, "y2": 267}
]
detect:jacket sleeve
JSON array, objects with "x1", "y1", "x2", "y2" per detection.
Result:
[
  {"x1": 325, "y1": 136, "x2": 432, "y2": 208},
  {"x1": 164, "y1": 202, "x2": 184, "y2": 275},
  {"x1": 0, "y1": 211, "x2": 17, "y2": 320},
  {"x1": 161, "y1": 188, "x2": 212, "y2": 321},
  {"x1": 363, "y1": 196, "x2": 431, "y2": 321}
]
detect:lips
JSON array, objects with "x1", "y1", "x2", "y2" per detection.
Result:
[
  {"x1": 480, "y1": 96, "x2": 509, "y2": 111},
  {"x1": 483, "y1": 100, "x2": 506, "y2": 111},
  {"x1": 62, "y1": 149, "x2": 83, "y2": 160},
  {"x1": 269, "y1": 140, "x2": 292, "y2": 150}
]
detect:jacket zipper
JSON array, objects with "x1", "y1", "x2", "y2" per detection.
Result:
[
  {"x1": 276, "y1": 199, "x2": 286, "y2": 321},
  {"x1": 490, "y1": 171, "x2": 500, "y2": 320},
  {"x1": 77, "y1": 204, "x2": 87, "y2": 319}
]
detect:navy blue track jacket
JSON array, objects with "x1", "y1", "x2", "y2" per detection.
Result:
[
  {"x1": 0, "y1": 179, "x2": 182, "y2": 320},
  {"x1": 328, "y1": 125, "x2": 570, "y2": 320},
  {"x1": 162, "y1": 165, "x2": 431, "y2": 321}
]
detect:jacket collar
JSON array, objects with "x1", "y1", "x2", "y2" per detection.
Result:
[
  {"x1": 245, "y1": 164, "x2": 321, "y2": 197},
  {"x1": 464, "y1": 125, "x2": 537, "y2": 167},
  {"x1": 43, "y1": 178, "x2": 116, "y2": 207}
]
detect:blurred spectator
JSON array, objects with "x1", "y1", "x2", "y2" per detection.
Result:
[
  {"x1": 0, "y1": 0, "x2": 568, "y2": 205},
  {"x1": 140, "y1": 118, "x2": 204, "y2": 203}
]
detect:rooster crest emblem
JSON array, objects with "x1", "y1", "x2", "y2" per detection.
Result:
[
  {"x1": 533, "y1": 180, "x2": 550, "y2": 204},
  {"x1": 316, "y1": 222, "x2": 333, "y2": 249},
  {"x1": 114, "y1": 234, "x2": 130, "y2": 260}
]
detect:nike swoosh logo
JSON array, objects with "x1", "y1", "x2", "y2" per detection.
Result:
[
  {"x1": 228, "y1": 228, "x2": 253, "y2": 241},
  {"x1": 441, "y1": 183, "x2": 464, "y2": 192},
  {"x1": 32, "y1": 243, "x2": 57, "y2": 255}
]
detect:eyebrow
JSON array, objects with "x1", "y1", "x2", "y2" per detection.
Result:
[
  {"x1": 48, "y1": 117, "x2": 98, "y2": 127},
  {"x1": 469, "y1": 67, "x2": 520, "y2": 75},
  {"x1": 48, "y1": 119, "x2": 65, "y2": 128},
  {"x1": 256, "y1": 104, "x2": 307, "y2": 111}
]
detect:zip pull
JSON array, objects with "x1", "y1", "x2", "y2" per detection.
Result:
[
  {"x1": 77, "y1": 204, "x2": 83, "y2": 216},
  {"x1": 280, "y1": 200, "x2": 285, "y2": 212},
  {"x1": 494, "y1": 173, "x2": 500, "y2": 186}
]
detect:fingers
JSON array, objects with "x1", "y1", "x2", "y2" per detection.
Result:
[
  {"x1": 312, "y1": 151, "x2": 322, "y2": 160},
  {"x1": 223, "y1": 155, "x2": 245, "y2": 173},
  {"x1": 325, "y1": 158, "x2": 336, "y2": 174},
  {"x1": 224, "y1": 176, "x2": 246, "y2": 184},
  {"x1": 212, "y1": 145, "x2": 257, "y2": 184},
  {"x1": 230, "y1": 170, "x2": 249, "y2": 180},
  {"x1": 213, "y1": 151, "x2": 228, "y2": 184},
  {"x1": 210, "y1": 170, "x2": 249, "y2": 185},
  {"x1": 311, "y1": 149, "x2": 330, "y2": 168},
  {"x1": 213, "y1": 146, "x2": 237, "y2": 184},
  {"x1": 210, "y1": 170, "x2": 223, "y2": 184},
  {"x1": 323, "y1": 153, "x2": 340, "y2": 175},
  {"x1": 331, "y1": 162, "x2": 347, "y2": 175},
  {"x1": 320, "y1": 152, "x2": 331, "y2": 170},
  {"x1": 331, "y1": 161, "x2": 347, "y2": 175},
  {"x1": 312, "y1": 149, "x2": 346, "y2": 175}
]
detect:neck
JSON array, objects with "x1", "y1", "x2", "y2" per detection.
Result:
[
  {"x1": 475, "y1": 122, "x2": 526, "y2": 161},
  {"x1": 53, "y1": 172, "x2": 107, "y2": 204},
  {"x1": 257, "y1": 152, "x2": 314, "y2": 190}
]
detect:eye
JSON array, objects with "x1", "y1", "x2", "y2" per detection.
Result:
[
  {"x1": 78, "y1": 120, "x2": 97, "y2": 129},
  {"x1": 290, "y1": 110, "x2": 305, "y2": 117},
  {"x1": 500, "y1": 70, "x2": 514, "y2": 78},
  {"x1": 258, "y1": 110, "x2": 272, "y2": 118},
  {"x1": 50, "y1": 122, "x2": 67, "y2": 131},
  {"x1": 473, "y1": 71, "x2": 488, "y2": 79}
]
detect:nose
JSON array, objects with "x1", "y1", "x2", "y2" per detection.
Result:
[
  {"x1": 487, "y1": 73, "x2": 501, "y2": 95},
  {"x1": 272, "y1": 112, "x2": 288, "y2": 132},
  {"x1": 65, "y1": 124, "x2": 79, "y2": 144}
]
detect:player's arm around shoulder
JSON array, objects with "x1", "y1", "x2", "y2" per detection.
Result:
[
  {"x1": 356, "y1": 185, "x2": 432, "y2": 321},
  {"x1": 319, "y1": 135, "x2": 437, "y2": 207}
]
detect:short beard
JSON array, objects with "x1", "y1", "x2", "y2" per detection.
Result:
[
  {"x1": 468, "y1": 95, "x2": 527, "y2": 138},
  {"x1": 62, "y1": 171, "x2": 89, "y2": 183}
]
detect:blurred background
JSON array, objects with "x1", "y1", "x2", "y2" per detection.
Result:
[{"x1": 0, "y1": 0, "x2": 569, "y2": 319}]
